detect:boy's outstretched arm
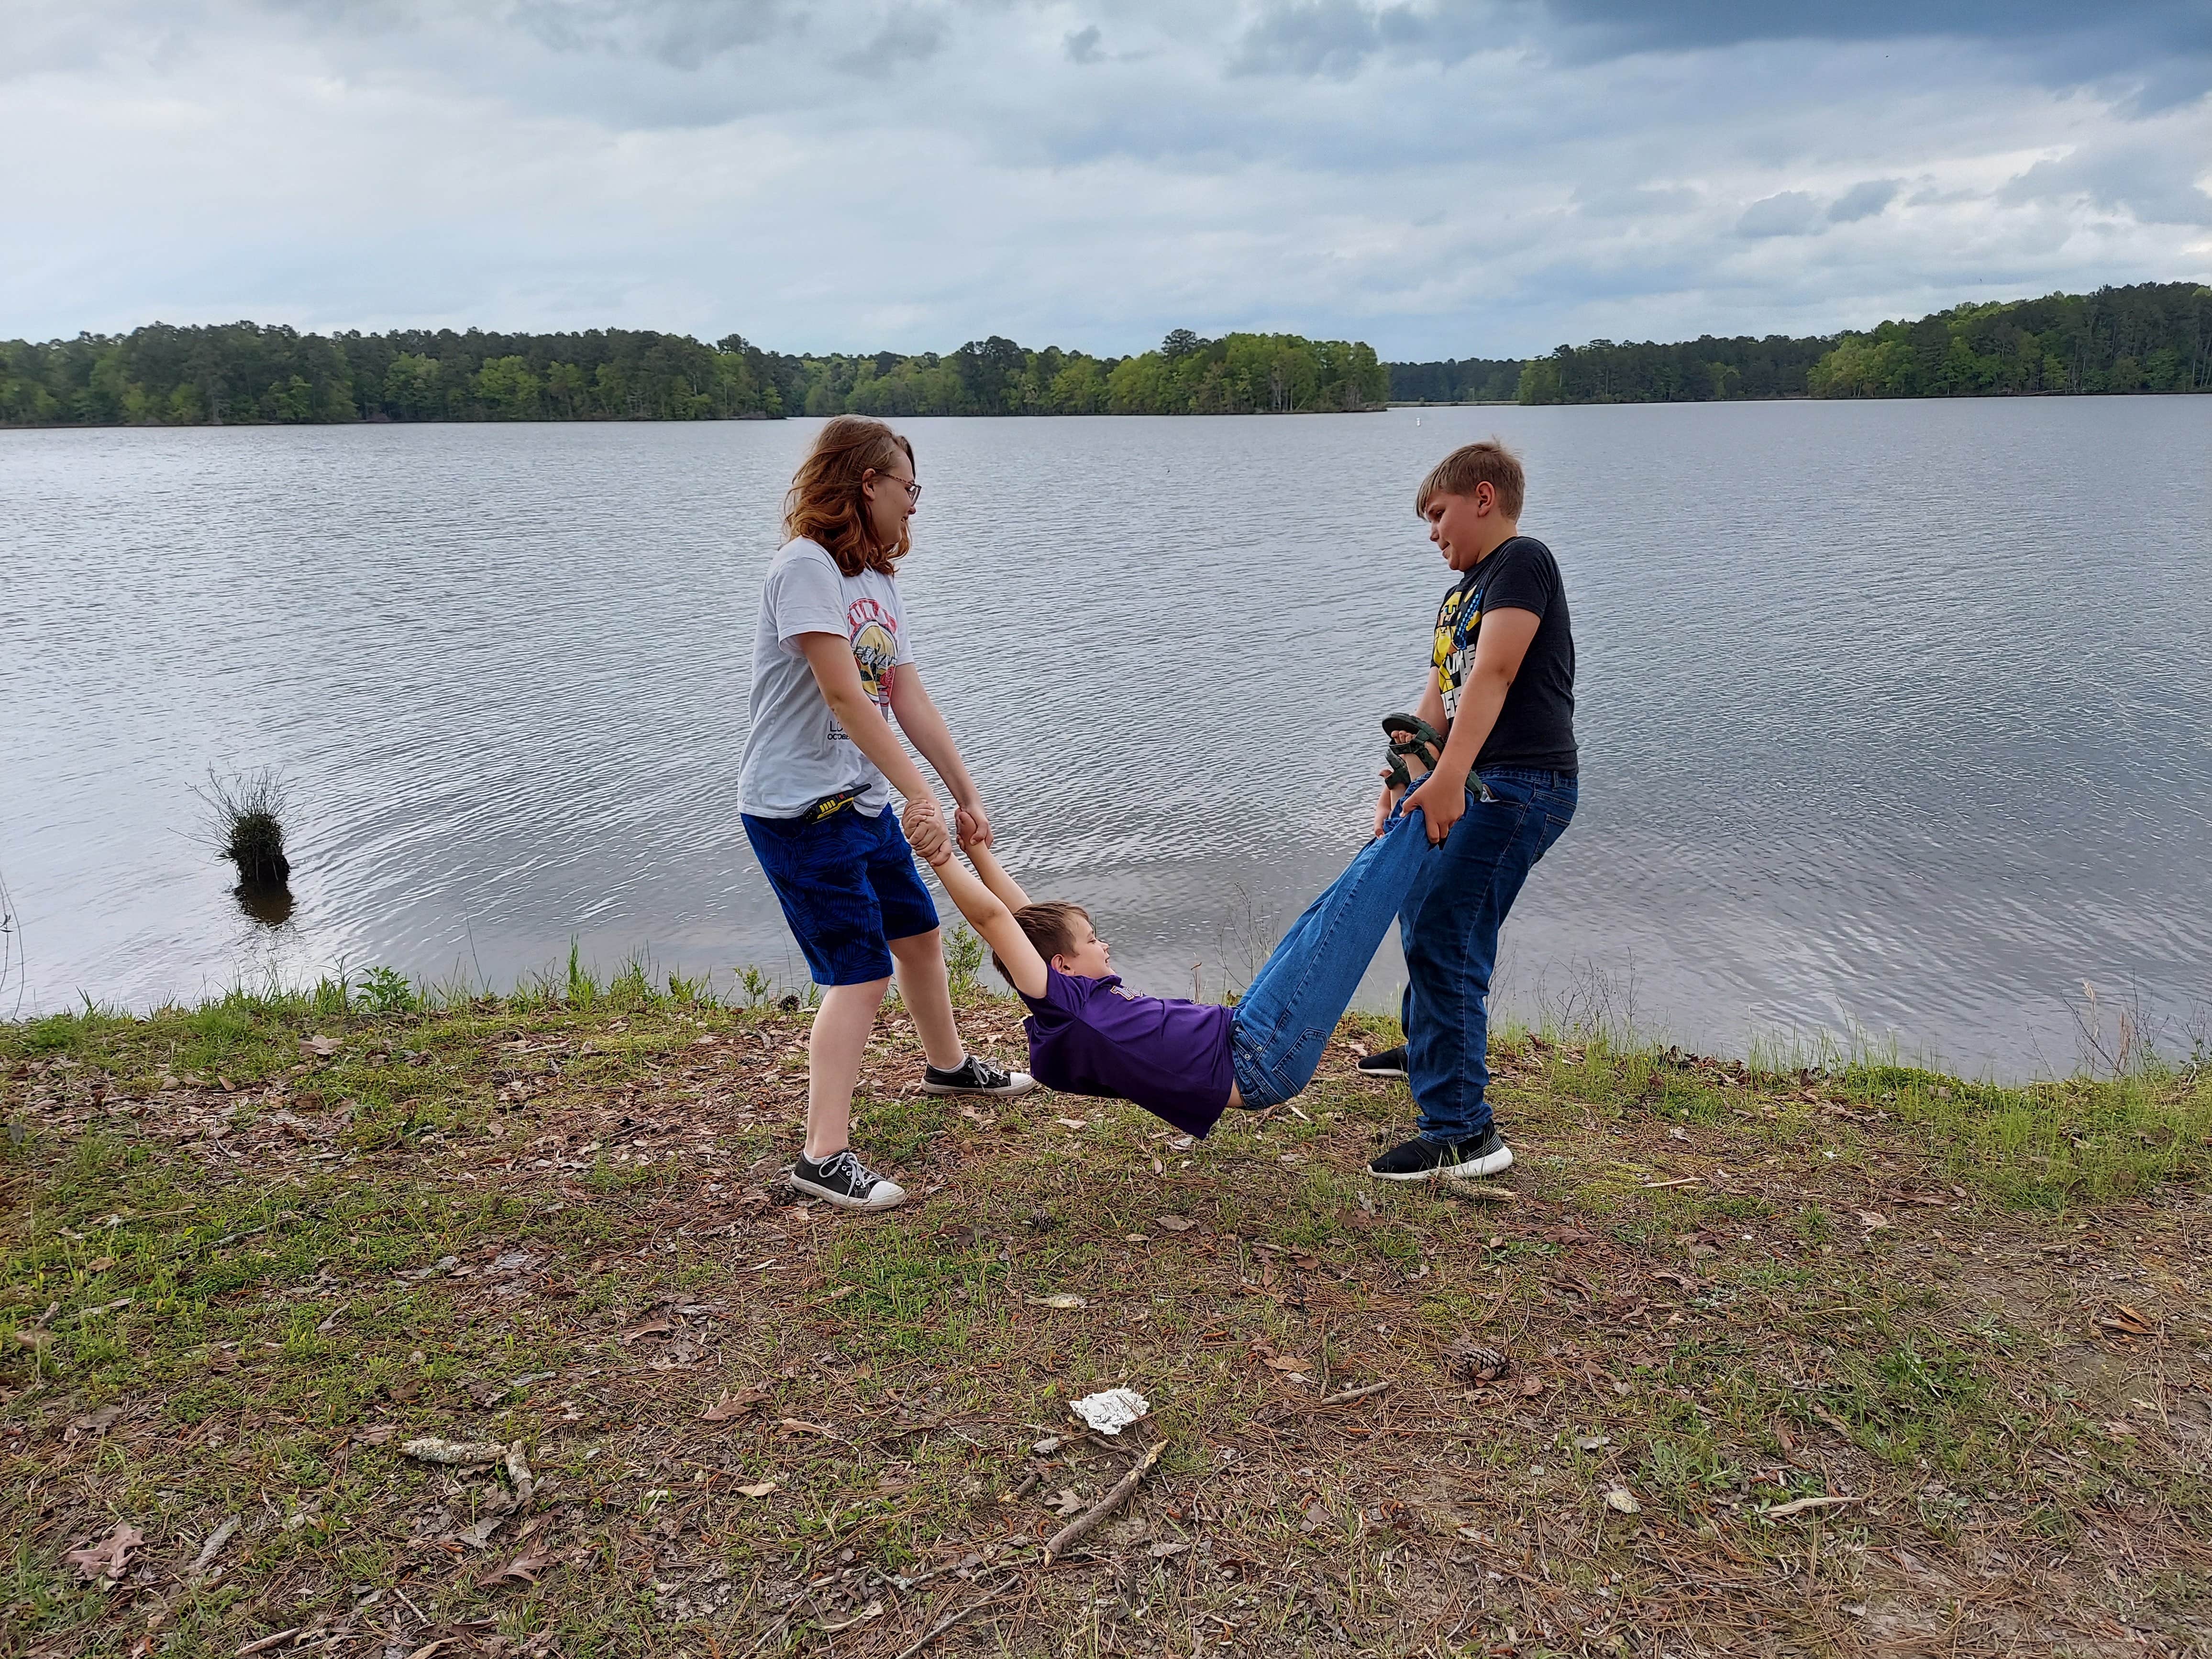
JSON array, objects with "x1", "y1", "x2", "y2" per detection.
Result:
[
  {"x1": 919, "y1": 845, "x2": 1049, "y2": 1000},
  {"x1": 960, "y1": 839, "x2": 1031, "y2": 912}
]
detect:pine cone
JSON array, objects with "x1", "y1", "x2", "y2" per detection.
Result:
[{"x1": 1449, "y1": 1341, "x2": 1511, "y2": 1384}]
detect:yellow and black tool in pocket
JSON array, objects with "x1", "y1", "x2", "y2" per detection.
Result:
[{"x1": 806, "y1": 789, "x2": 863, "y2": 824}]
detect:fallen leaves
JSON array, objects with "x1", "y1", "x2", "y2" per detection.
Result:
[
  {"x1": 1154, "y1": 1215, "x2": 1198, "y2": 1233},
  {"x1": 618, "y1": 1314, "x2": 674, "y2": 1345},
  {"x1": 1026, "y1": 1293, "x2": 1086, "y2": 1310},
  {"x1": 299, "y1": 1035, "x2": 343, "y2": 1058},
  {"x1": 1857, "y1": 1211, "x2": 1891, "y2": 1232},
  {"x1": 702, "y1": 1386, "x2": 771, "y2": 1421},
  {"x1": 187, "y1": 1515, "x2": 241, "y2": 1582},
  {"x1": 1046, "y1": 1487, "x2": 1085, "y2": 1516},
  {"x1": 2097, "y1": 1305, "x2": 2159, "y2": 1339},
  {"x1": 734, "y1": 1480, "x2": 780, "y2": 1498},
  {"x1": 776, "y1": 1418, "x2": 834, "y2": 1439},
  {"x1": 65, "y1": 1405, "x2": 122, "y2": 1440},
  {"x1": 1603, "y1": 1488, "x2": 1641, "y2": 1515},
  {"x1": 1808, "y1": 1402, "x2": 1855, "y2": 1437},
  {"x1": 487, "y1": 1549, "x2": 556, "y2": 1584},
  {"x1": 64, "y1": 1522, "x2": 144, "y2": 1583}
]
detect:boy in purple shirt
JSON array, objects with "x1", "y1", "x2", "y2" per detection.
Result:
[{"x1": 919, "y1": 803, "x2": 1441, "y2": 1137}]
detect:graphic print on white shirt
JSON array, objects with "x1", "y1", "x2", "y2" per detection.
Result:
[{"x1": 847, "y1": 596, "x2": 899, "y2": 709}]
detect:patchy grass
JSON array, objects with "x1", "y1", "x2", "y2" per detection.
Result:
[{"x1": 4, "y1": 990, "x2": 2211, "y2": 1658}]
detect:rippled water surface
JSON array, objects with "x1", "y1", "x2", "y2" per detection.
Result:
[{"x1": 5, "y1": 401, "x2": 2208, "y2": 1073}]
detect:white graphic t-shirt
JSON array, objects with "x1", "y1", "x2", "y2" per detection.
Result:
[{"x1": 736, "y1": 539, "x2": 916, "y2": 819}]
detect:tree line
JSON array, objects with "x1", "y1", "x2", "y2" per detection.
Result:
[
  {"x1": 1384, "y1": 282, "x2": 2212, "y2": 405},
  {"x1": 4, "y1": 283, "x2": 2201, "y2": 426},
  {"x1": 0, "y1": 323, "x2": 1387, "y2": 427}
]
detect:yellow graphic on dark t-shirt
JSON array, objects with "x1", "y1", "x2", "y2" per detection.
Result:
[{"x1": 1433, "y1": 584, "x2": 1478, "y2": 719}]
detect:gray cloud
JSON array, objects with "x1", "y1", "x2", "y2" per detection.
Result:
[
  {"x1": 507, "y1": 0, "x2": 792, "y2": 70},
  {"x1": 2, "y1": 0, "x2": 2207, "y2": 360},
  {"x1": 1226, "y1": 0, "x2": 1503, "y2": 79},
  {"x1": 1738, "y1": 191, "x2": 1822, "y2": 238},
  {"x1": 1544, "y1": 0, "x2": 2211, "y2": 58},
  {"x1": 1998, "y1": 140, "x2": 2212, "y2": 226},
  {"x1": 1828, "y1": 179, "x2": 1900, "y2": 222},
  {"x1": 831, "y1": 5, "x2": 948, "y2": 78},
  {"x1": 1218, "y1": 0, "x2": 2211, "y2": 94},
  {"x1": 1229, "y1": 0, "x2": 1400, "y2": 80}
]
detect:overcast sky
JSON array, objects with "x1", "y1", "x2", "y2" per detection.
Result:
[{"x1": 7, "y1": 0, "x2": 2209, "y2": 358}]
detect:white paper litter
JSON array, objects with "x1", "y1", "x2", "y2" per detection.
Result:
[{"x1": 1068, "y1": 1387, "x2": 1150, "y2": 1436}]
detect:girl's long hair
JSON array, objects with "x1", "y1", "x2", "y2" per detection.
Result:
[{"x1": 782, "y1": 416, "x2": 916, "y2": 577}]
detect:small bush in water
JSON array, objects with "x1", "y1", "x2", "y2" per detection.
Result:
[{"x1": 195, "y1": 768, "x2": 291, "y2": 887}]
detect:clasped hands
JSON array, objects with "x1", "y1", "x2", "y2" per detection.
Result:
[{"x1": 903, "y1": 794, "x2": 991, "y2": 866}]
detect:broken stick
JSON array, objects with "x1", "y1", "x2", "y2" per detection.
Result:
[
  {"x1": 1041, "y1": 1439, "x2": 1166, "y2": 1564},
  {"x1": 1311, "y1": 1380, "x2": 1392, "y2": 1409}
]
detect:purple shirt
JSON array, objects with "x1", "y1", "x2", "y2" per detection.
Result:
[{"x1": 1018, "y1": 967, "x2": 1235, "y2": 1138}]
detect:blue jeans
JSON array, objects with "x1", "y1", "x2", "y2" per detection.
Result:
[
  {"x1": 1229, "y1": 802, "x2": 1441, "y2": 1108},
  {"x1": 1400, "y1": 767, "x2": 1577, "y2": 1143}
]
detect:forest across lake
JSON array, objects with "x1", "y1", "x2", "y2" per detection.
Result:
[{"x1": 2, "y1": 282, "x2": 2204, "y2": 428}]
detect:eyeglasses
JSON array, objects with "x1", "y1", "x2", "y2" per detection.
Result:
[{"x1": 871, "y1": 472, "x2": 922, "y2": 504}]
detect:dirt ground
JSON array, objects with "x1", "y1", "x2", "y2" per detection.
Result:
[{"x1": 4, "y1": 995, "x2": 2210, "y2": 1657}]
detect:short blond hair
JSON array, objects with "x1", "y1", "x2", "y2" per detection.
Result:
[{"x1": 1415, "y1": 439, "x2": 1525, "y2": 520}]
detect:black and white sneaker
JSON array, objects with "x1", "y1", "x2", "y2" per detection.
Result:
[
  {"x1": 789, "y1": 1148, "x2": 907, "y2": 1211},
  {"x1": 921, "y1": 1055, "x2": 1037, "y2": 1097},
  {"x1": 1367, "y1": 1127, "x2": 1513, "y2": 1182},
  {"x1": 1356, "y1": 1045, "x2": 1409, "y2": 1080}
]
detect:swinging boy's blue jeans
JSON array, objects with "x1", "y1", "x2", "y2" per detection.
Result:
[
  {"x1": 1400, "y1": 767, "x2": 1578, "y2": 1143},
  {"x1": 1228, "y1": 802, "x2": 1439, "y2": 1109}
]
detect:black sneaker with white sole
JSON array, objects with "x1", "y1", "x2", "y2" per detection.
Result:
[
  {"x1": 1367, "y1": 1126, "x2": 1513, "y2": 1182},
  {"x1": 1356, "y1": 1044, "x2": 1409, "y2": 1080},
  {"x1": 921, "y1": 1055, "x2": 1037, "y2": 1097},
  {"x1": 789, "y1": 1148, "x2": 907, "y2": 1211}
]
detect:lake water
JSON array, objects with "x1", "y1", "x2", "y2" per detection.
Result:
[{"x1": 4, "y1": 401, "x2": 2208, "y2": 1076}]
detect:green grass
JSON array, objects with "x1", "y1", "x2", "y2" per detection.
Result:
[{"x1": 5, "y1": 985, "x2": 2210, "y2": 1655}]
